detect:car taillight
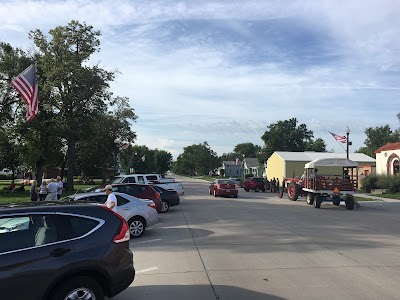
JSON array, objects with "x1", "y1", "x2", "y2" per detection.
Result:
[
  {"x1": 155, "y1": 192, "x2": 161, "y2": 199},
  {"x1": 235, "y1": 184, "x2": 238, "y2": 188},
  {"x1": 101, "y1": 205, "x2": 130, "y2": 243},
  {"x1": 148, "y1": 202, "x2": 156, "y2": 209},
  {"x1": 216, "y1": 184, "x2": 221, "y2": 188}
]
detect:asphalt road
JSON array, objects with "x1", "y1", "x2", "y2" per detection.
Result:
[{"x1": 114, "y1": 176, "x2": 400, "y2": 300}]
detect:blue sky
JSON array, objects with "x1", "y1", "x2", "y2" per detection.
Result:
[{"x1": 2, "y1": 0, "x2": 400, "y2": 158}]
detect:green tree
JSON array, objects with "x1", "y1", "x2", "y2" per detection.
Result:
[
  {"x1": 304, "y1": 138, "x2": 327, "y2": 152},
  {"x1": 153, "y1": 149, "x2": 173, "y2": 174},
  {"x1": 356, "y1": 124, "x2": 400, "y2": 158},
  {"x1": 30, "y1": 21, "x2": 132, "y2": 189},
  {"x1": 261, "y1": 118, "x2": 314, "y2": 159},
  {"x1": 0, "y1": 42, "x2": 63, "y2": 182},
  {"x1": 233, "y1": 143, "x2": 261, "y2": 158},
  {"x1": 173, "y1": 142, "x2": 219, "y2": 176}
]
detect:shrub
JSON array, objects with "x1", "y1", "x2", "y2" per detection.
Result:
[
  {"x1": 363, "y1": 175, "x2": 400, "y2": 194},
  {"x1": 379, "y1": 175, "x2": 400, "y2": 194},
  {"x1": 362, "y1": 175, "x2": 379, "y2": 193}
]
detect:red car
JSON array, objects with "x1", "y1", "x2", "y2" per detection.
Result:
[
  {"x1": 109, "y1": 183, "x2": 162, "y2": 213},
  {"x1": 242, "y1": 177, "x2": 266, "y2": 192},
  {"x1": 209, "y1": 179, "x2": 238, "y2": 198}
]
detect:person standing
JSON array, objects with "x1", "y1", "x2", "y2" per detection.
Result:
[
  {"x1": 104, "y1": 185, "x2": 117, "y2": 213},
  {"x1": 45, "y1": 178, "x2": 59, "y2": 201},
  {"x1": 39, "y1": 180, "x2": 48, "y2": 201},
  {"x1": 56, "y1": 176, "x2": 64, "y2": 200},
  {"x1": 30, "y1": 180, "x2": 39, "y2": 201}
]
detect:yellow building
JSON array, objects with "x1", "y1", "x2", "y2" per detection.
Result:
[{"x1": 266, "y1": 151, "x2": 376, "y2": 182}]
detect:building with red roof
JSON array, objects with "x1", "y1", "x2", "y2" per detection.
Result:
[{"x1": 375, "y1": 142, "x2": 400, "y2": 175}]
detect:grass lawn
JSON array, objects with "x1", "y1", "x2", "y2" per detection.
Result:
[{"x1": 0, "y1": 180, "x2": 100, "y2": 204}]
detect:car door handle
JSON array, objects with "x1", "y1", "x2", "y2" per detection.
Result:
[
  {"x1": 50, "y1": 248, "x2": 71, "y2": 257},
  {"x1": 122, "y1": 207, "x2": 131, "y2": 210}
]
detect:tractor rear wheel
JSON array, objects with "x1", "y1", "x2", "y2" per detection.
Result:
[
  {"x1": 287, "y1": 182, "x2": 299, "y2": 201},
  {"x1": 306, "y1": 193, "x2": 314, "y2": 205}
]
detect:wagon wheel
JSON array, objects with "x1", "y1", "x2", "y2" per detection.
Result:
[
  {"x1": 287, "y1": 182, "x2": 299, "y2": 201},
  {"x1": 313, "y1": 194, "x2": 321, "y2": 208},
  {"x1": 306, "y1": 193, "x2": 314, "y2": 205},
  {"x1": 345, "y1": 195, "x2": 354, "y2": 210}
]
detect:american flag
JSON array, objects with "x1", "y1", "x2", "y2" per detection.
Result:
[
  {"x1": 329, "y1": 131, "x2": 347, "y2": 143},
  {"x1": 235, "y1": 157, "x2": 240, "y2": 165},
  {"x1": 11, "y1": 64, "x2": 39, "y2": 121},
  {"x1": 140, "y1": 155, "x2": 146, "y2": 162},
  {"x1": 120, "y1": 143, "x2": 130, "y2": 150}
]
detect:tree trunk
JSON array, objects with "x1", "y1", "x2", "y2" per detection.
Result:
[
  {"x1": 34, "y1": 164, "x2": 45, "y2": 185},
  {"x1": 66, "y1": 133, "x2": 76, "y2": 191}
]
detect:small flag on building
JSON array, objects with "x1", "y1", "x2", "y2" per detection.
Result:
[
  {"x1": 140, "y1": 155, "x2": 146, "y2": 162},
  {"x1": 11, "y1": 64, "x2": 39, "y2": 121},
  {"x1": 329, "y1": 131, "x2": 347, "y2": 143}
]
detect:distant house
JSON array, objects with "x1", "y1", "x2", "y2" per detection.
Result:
[
  {"x1": 375, "y1": 142, "x2": 400, "y2": 175},
  {"x1": 243, "y1": 158, "x2": 263, "y2": 177},
  {"x1": 266, "y1": 151, "x2": 376, "y2": 182},
  {"x1": 218, "y1": 161, "x2": 242, "y2": 177}
]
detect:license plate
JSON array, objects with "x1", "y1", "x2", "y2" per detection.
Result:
[{"x1": 226, "y1": 190, "x2": 230, "y2": 192}]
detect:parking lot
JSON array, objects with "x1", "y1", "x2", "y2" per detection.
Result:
[{"x1": 115, "y1": 176, "x2": 400, "y2": 300}]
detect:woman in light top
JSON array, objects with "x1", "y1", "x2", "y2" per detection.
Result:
[{"x1": 39, "y1": 180, "x2": 48, "y2": 201}]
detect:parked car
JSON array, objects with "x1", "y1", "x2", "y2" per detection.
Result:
[
  {"x1": 91, "y1": 183, "x2": 163, "y2": 213},
  {"x1": 242, "y1": 177, "x2": 266, "y2": 192},
  {"x1": 151, "y1": 185, "x2": 180, "y2": 213},
  {"x1": 209, "y1": 179, "x2": 239, "y2": 198},
  {"x1": 62, "y1": 192, "x2": 158, "y2": 238},
  {"x1": 0, "y1": 201, "x2": 134, "y2": 300},
  {"x1": 229, "y1": 177, "x2": 243, "y2": 188}
]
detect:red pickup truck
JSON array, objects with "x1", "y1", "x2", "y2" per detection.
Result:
[{"x1": 242, "y1": 177, "x2": 266, "y2": 192}]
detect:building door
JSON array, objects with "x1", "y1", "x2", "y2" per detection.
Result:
[{"x1": 393, "y1": 160, "x2": 399, "y2": 175}]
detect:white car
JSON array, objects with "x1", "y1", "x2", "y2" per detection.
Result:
[{"x1": 62, "y1": 192, "x2": 158, "y2": 238}]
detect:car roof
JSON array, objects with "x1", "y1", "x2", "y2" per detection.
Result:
[
  {"x1": 65, "y1": 191, "x2": 149, "y2": 202},
  {"x1": 0, "y1": 201, "x2": 102, "y2": 214}
]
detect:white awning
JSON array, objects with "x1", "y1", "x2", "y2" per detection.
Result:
[{"x1": 304, "y1": 158, "x2": 358, "y2": 168}]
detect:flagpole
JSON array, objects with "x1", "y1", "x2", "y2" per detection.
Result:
[{"x1": 346, "y1": 127, "x2": 350, "y2": 159}]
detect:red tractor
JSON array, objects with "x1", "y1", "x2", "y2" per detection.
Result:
[{"x1": 278, "y1": 178, "x2": 307, "y2": 201}]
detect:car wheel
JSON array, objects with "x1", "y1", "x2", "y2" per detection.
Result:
[
  {"x1": 52, "y1": 276, "x2": 104, "y2": 300},
  {"x1": 161, "y1": 201, "x2": 170, "y2": 213},
  {"x1": 244, "y1": 189, "x2": 249, "y2": 192},
  {"x1": 213, "y1": 189, "x2": 218, "y2": 197},
  {"x1": 234, "y1": 194, "x2": 238, "y2": 198},
  {"x1": 129, "y1": 217, "x2": 145, "y2": 238}
]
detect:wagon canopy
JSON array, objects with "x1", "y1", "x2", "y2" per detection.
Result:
[{"x1": 304, "y1": 158, "x2": 358, "y2": 169}]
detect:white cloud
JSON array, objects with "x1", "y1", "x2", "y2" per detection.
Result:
[{"x1": 2, "y1": 0, "x2": 400, "y2": 158}]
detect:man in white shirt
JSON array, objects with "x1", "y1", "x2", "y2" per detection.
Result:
[
  {"x1": 56, "y1": 176, "x2": 63, "y2": 200},
  {"x1": 45, "y1": 178, "x2": 59, "y2": 201},
  {"x1": 104, "y1": 185, "x2": 117, "y2": 213}
]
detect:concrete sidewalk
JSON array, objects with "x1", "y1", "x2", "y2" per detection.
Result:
[{"x1": 356, "y1": 193, "x2": 400, "y2": 202}]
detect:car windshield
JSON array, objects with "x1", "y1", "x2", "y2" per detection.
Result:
[
  {"x1": 110, "y1": 176, "x2": 124, "y2": 184},
  {"x1": 219, "y1": 180, "x2": 235, "y2": 184}
]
